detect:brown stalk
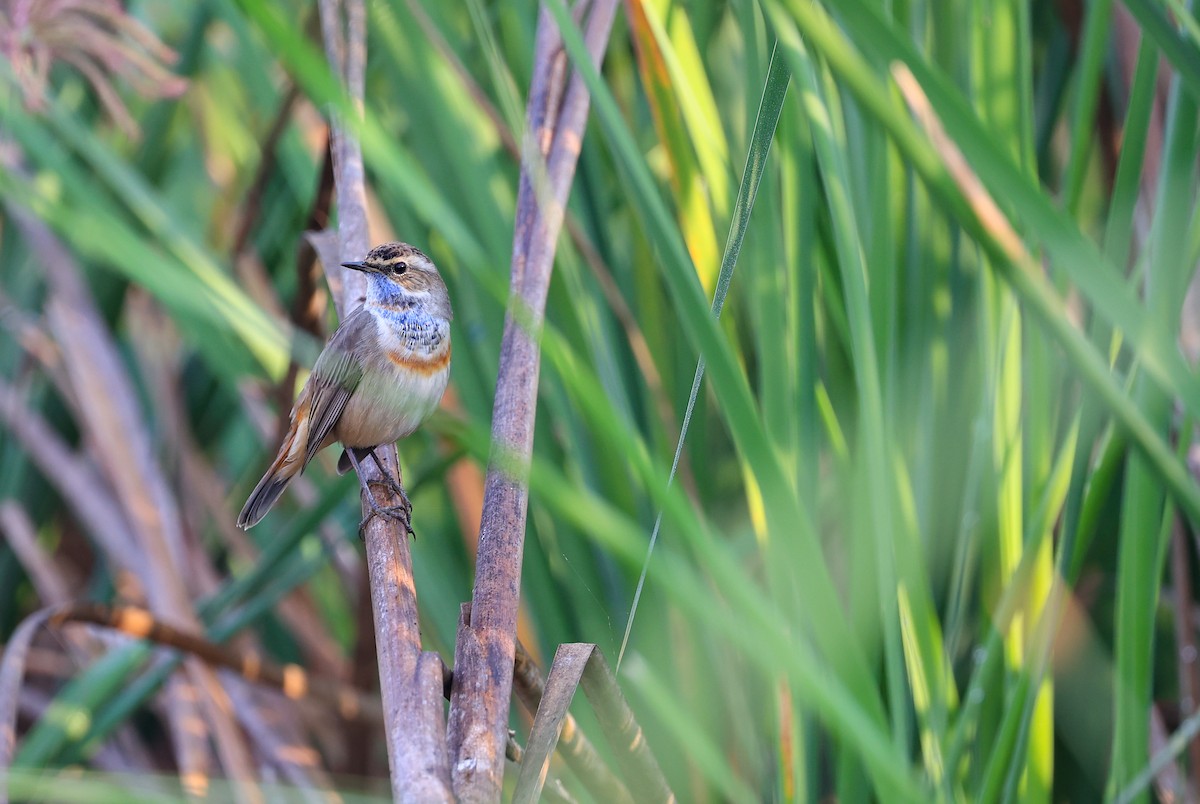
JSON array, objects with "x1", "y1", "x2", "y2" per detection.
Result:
[
  {"x1": 446, "y1": 2, "x2": 619, "y2": 798},
  {"x1": 440, "y1": 388, "x2": 544, "y2": 664},
  {"x1": 8, "y1": 186, "x2": 285, "y2": 792},
  {"x1": 513, "y1": 643, "x2": 672, "y2": 803},
  {"x1": 511, "y1": 639, "x2": 634, "y2": 803},
  {"x1": 314, "y1": 0, "x2": 451, "y2": 798}
]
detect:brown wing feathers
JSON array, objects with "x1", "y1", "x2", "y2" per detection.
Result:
[{"x1": 237, "y1": 315, "x2": 367, "y2": 529}]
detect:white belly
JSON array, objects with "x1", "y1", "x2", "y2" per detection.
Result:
[{"x1": 334, "y1": 356, "x2": 449, "y2": 448}]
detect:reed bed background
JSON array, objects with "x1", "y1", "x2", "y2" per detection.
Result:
[{"x1": 2, "y1": 0, "x2": 1200, "y2": 800}]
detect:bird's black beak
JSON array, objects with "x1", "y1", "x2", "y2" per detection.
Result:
[{"x1": 341, "y1": 260, "x2": 370, "y2": 273}]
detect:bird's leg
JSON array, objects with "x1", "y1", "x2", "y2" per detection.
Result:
[
  {"x1": 360, "y1": 446, "x2": 413, "y2": 532},
  {"x1": 364, "y1": 446, "x2": 412, "y2": 517},
  {"x1": 344, "y1": 447, "x2": 413, "y2": 538}
]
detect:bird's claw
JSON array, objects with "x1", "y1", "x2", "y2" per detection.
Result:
[
  {"x1": 373, "y1": 472, "x2": 409, "y2": 503},
  {"x1": 368, "y1": 479, "x2": 412, "y2": 521},
  {"x1": 357, "y1": 490, "x2": 415, "y2": 540},
  {"x1": 346, "y1": 447, "x2": 415, "y2": 540}
]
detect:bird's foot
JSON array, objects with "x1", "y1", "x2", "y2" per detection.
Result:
[
  {"x1": 346, "y1": 447, "x2": 416, "y2": 539},
  {"x1": 368, "y1": 478, "x2": 413, "y2": 526},
  {"x1": 372, "y1": 474, "x2": 410, "y2": 507},
  {"x1": 364, "y1": 448, "x2": 411, "y2": 503},
  {"x1": 357, "y1": 490, "x2": 415, "y2": 540}
]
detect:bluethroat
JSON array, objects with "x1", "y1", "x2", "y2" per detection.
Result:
[{"x1": 238, "y1": 242, "x2": 452, "y2": 530}]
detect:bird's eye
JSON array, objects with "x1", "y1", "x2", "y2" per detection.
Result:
[{"x1": 396, "y1": 261, "x2": 408, "y2": 273}]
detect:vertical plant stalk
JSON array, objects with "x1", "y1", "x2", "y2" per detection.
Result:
[
  {"x1": 314, "y1": 1, "x2": 451, "y2": 799},
  {"x1": 446, "y1": 1, "x2": 618, "y2": 798}
]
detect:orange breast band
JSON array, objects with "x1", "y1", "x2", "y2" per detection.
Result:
[{"x1": 385, "y1": 345, "x2": 451, "y2": 375}]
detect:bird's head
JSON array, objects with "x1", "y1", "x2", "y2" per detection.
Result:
[
  {"x1": 342, "y1": 242, "x2": 451, "y2": 318},
  {"x1": 342, "y1": 242, "x2": 440, "y2": 288}
]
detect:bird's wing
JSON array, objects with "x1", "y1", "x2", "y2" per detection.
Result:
[{"x1": 302, "y1": 309, "x2": 371, "y2": 464}]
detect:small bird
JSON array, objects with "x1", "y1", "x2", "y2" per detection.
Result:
[{"x1": 238, "y1": 242, "x2": 452, "y2": 531}]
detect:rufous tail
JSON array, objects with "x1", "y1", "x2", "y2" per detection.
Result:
[{"x1": 238, "y1": 429, "x2": 305, "y2": 529}]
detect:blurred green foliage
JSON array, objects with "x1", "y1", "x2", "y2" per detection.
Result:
[{"x1": 3, "y1": 0, "x2": 1200, "y2": 801}]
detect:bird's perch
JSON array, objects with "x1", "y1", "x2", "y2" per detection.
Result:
[
  {"x1": 315, "y1": 0, "x2": 451, "y2": 799},
  {"x1": 446, "y1": 1, "x2": 618, "y2": 799}
]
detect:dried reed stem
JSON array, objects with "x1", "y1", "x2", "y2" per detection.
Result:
[
  {"x1": 446, "y1": 2, "x2": 618, "y2": 799},
  {"x1": 314, "y1": 0, "x2": 452, "y2": 798}
]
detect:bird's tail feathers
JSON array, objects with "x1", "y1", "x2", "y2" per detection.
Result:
[{"x1": 238, "y1": 446, "x2": 302, "y2": 529}]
